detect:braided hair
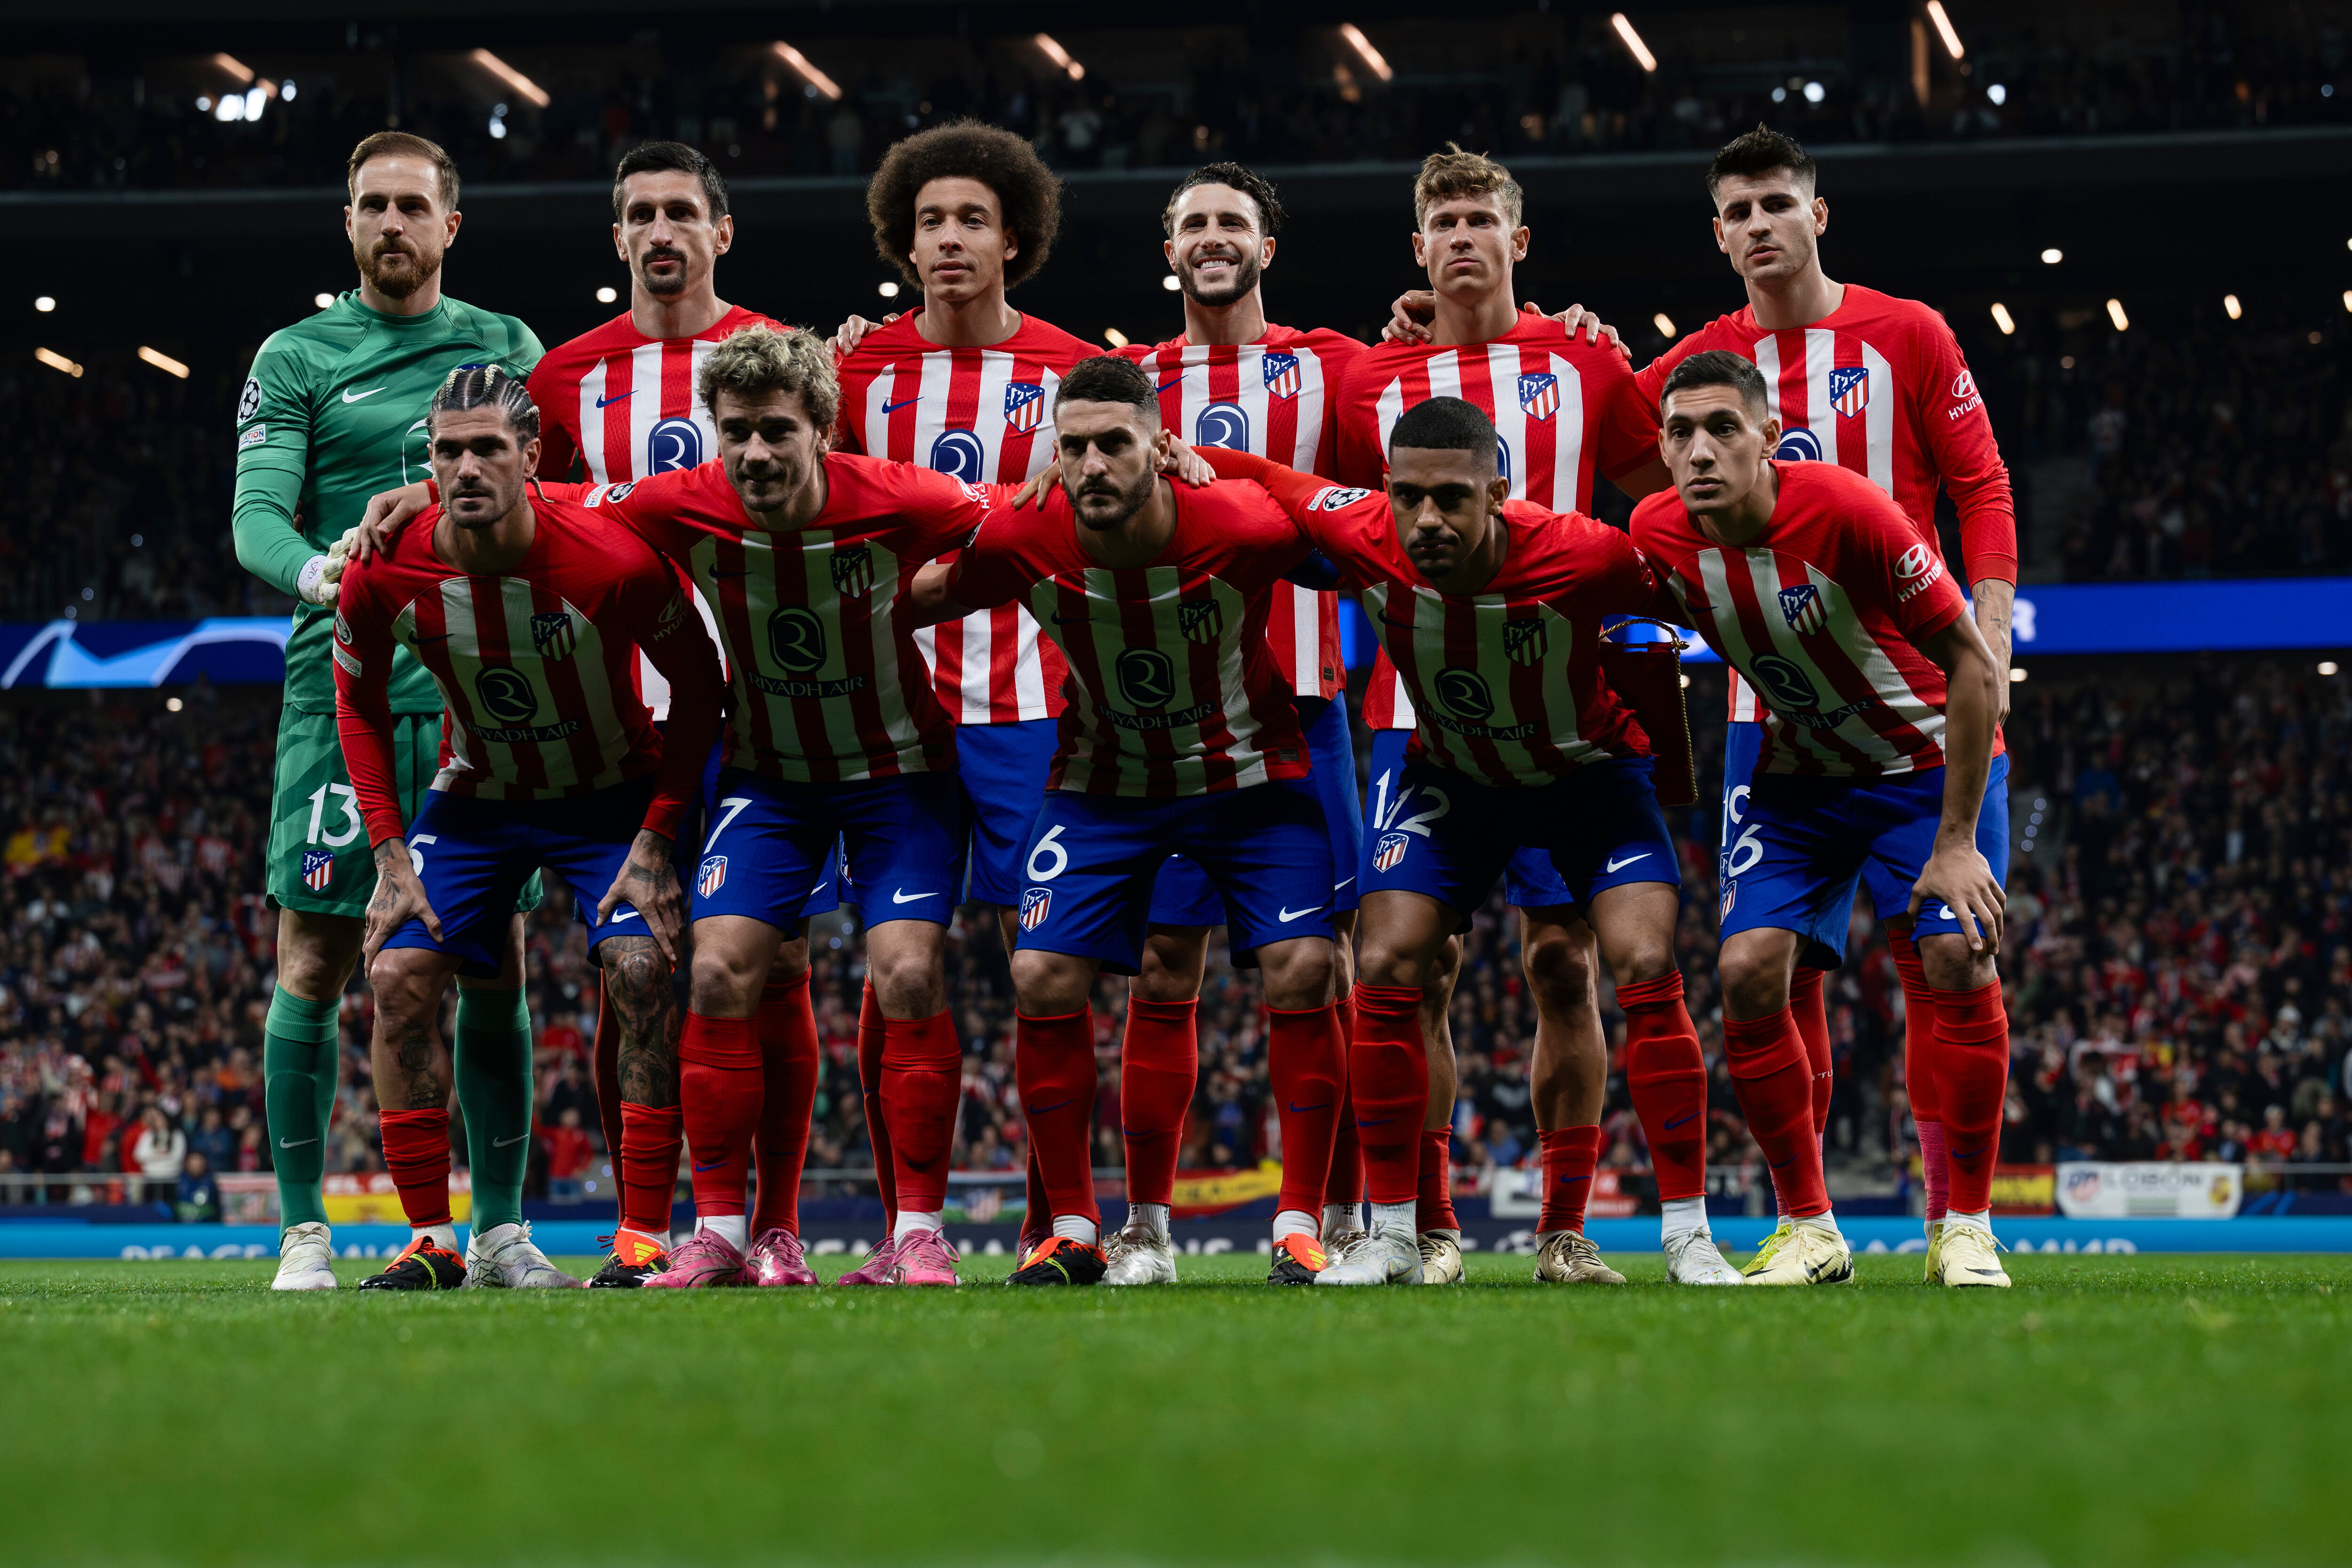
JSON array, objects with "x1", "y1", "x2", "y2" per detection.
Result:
[{"x1": 428, "y1": 362, "x2": 540, "y2": 443}]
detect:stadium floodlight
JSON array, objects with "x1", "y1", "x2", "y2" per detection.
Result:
[
  {"x1": 596, "y1": 285, "x2": 618, "y2": 303},
  {"x1": 1653, "y1": 312, "x2": 1676, "y2": 338},
  {"x1": 1102, "y1": 327, "x2": 1130, "y2": 348},
  {"x1": 1988, "y1": 302, "x2": 2015, "y2": 335},
  {"x1": 469, "y1": 49, "x2": 548, "y2": 110},
  {"x1": 1161, "y1": 275, "x2": 1181, "y2": 292},
  {"x1": 1336, "y1": 24, "x2": 1394, "y2": 84},
  {"x1": 2040, "y1": 247, "x2": 2062, "y2": 264},
  {"x1": 1035, "y1": 34, "x2": 1084, "y2": 82},
  {"x1": 1803, "y1": 80, "x2": 1826, "y2": 103},
  {"x1": 138, "y1": 346, "x2": 190, "y2": 379},
  {"x1": 770, "y1": 42, "x2": 842, "y2": 102},
  {"x1": 1610, "y1": 14, "x2": 1658, "y2": 73},
  {"x1": 34, "y1": 295, "x2": 54, "y2": 312},
  {"x1": 166, "y1": 697, "x2": 184, "y2": 713},
  {"x1": 2224, "y1": 294, "x2": 2242, "y2": 320},
  {"x1": 2106, "y1": 298, "x2": 2130, "y2": 331},
  {"x1": 1986, "y1": 83, "x2": 2007, "y2": 105},
  {"x1": 2009, "y1": 666, "x2": 2027, "y2": 683},
  {"x1": 1924, "y1": 0, "x2": 1965, "y2": 59},
  {"x1": 2320, "y1": 661, "x2": 2340, "y2": 677},
  {"x1": 313, "y1": 293, "x2": 334, "y2": 309},
  {"x1": 2343, "y1": 289, "x2": 2352, "y2": 314},
  {"x1": 211, "y1": 53, "x2": 255, "y2": 86},
  {"x1": 878, "y1": 280, "x2": 900, "y2": 299},
  {"x1": 34, "y1": 347, "x2": 83, "y2": 378}
]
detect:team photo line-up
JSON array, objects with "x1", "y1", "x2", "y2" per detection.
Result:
[{"x1": 237, "y1": 110, "x2": 2017, "y2": 1295}]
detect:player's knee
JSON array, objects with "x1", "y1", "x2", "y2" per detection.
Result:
[
  {"x1": 1258, "y1": 938, "x2": 1335, "y2": 1011},
  {"x1": 366, "y1": 948, "x2": 438, "y2": 1029},
  {"x1": 1523, "y1": 931, "x2": 1597, "y2": 1015},
  {"x1": 687, "y1": 942, "x2": 760, "y2": 1017},
  {"x1": 867, "y1": 943, "x2": 945, "y2": 1017},
  {"x1": 1718, "y1": 949, "x2": 1787, "y2": 1020},
  {"x1": 601, "y1": 935, "x2": 672, "y2": 1016},
  {"x1": 1009, "y1": 949, "x2": 1091, "y2": 1017}
]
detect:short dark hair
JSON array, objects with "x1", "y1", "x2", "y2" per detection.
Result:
[
  {"x1": 429, "y1": 362, "x2": 540, "y2": 443},
  {"x1": 1389, "y1": 396, "x2": 1498, "y2": 466},
  {"x1": 613, "y1": 140, "x2": 730, "y2": 223},
  {"x1": 1658, "y1": 350, "x2": 1768, "y2": 419},
  {"x1": 1161, "y1": 162, "x2": 1285, "y2": 238},
  {"x1": 867, "y1": 120, "x2": 1062, "y2": 291},
  {"x1": 1706, "y1": 124, "x2": 1819, "y2": 204},
  {"x1": 1053, "y1": 356, "x2": 1157, "y2": 417},
  {"x1": 347, "y1": 131, "x2": 459, "y2": 211}
]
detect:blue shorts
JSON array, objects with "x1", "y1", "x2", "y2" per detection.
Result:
[
  {"x1": 1719, "y1": 719, "x2": 1764, "y2": 886},
  {"x1": 1364, "y1": 729, "x2": 1578, "y2": 913},
  {"x1": 1015, "y1": 778, "x2": 1335, "y2": 975},
  {"x1": 1363, "y1": 754, "x2": 1677, "y2": 921},
  {"x1": 695, "y1": 769, "x2": 965, "y2": 930},
  {"x1": 959, "y1": 718, "x2": 1060, "y2": 907},
  {"x1": 1151, "y1": 696, "x2": 1365, "y2": 926},
  {"x1": 382, "y1": 778, "x2": 656, "y2": 978},
  {"x1": 684, "y1": 736, "x2": 837, "y2": 920},
  {"x1": 1718, "y1": 754, "x2": 2011, "y2": 968}
]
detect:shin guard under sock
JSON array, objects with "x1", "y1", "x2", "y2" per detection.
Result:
[
  {"x1": 1721, "y1": 1008, "x2": 1829, "y2": 1219},
  {"x1": 1119, "y1": 997, "x2": 1197, "y2": 1208},
  {"x1": 1887, "y1": 928, "x2": 1948, "y2": 1220},
  {"x1": 879, "y1": 1010, "x2": 963, "y2": 1215},
  {"x1": 1015, "y1": 1007, "x2": 1099, "y2": 1228},
  {"x1": 679, "y1": 1012, "x2": 763, "y2": 1219},
  {"x1": 1325, "y1": 987, "x2": 1363, "y2": 1210},
  {"x1": 1348, "y1": 985, "x2": 1428, "y2": 1206},
  {"x1": 751, "y1": 973, "x2": 820, "y2": 1237},
  {"x1": 1617, "y1": 970, "x2": 1708, "y2": 1204},
  {"x1": 618, "y1": 1102, "x2": 684, "y2": 1238},
  {"x1": 263, "y1": 986, "x2": 339, "y2": 1229},
  {"x1": 1932, "y1": 980, "x2": 2012, "y2": 1216},
  {"x1": 855, "y1": 980, "x2": 898, "y2": 1228},
  {"x1": 1269, "y1": 1002, "x2": 1345, "y2": 1219},
  {"x1": 1789, "y1": 966, "x2": 1834, "y2": 1144},
  {"x1": 377, "y1": 1107, "x2": 453, "y2": 1229},
  {"x1": 1416, "y1": 1128, "x2": 1458, "y2": 1232},
  {"x1": 452, "y1": 988, "x2": 532, "y2": 1234},
  {"x1": 1537, "y1": 1125, "x2": 1603, "y2": 1235}
]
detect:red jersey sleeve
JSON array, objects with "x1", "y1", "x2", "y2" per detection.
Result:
[
  {"x1": 1192, "y1": 447, "x2": 1376, "y2": 578},
  {"x1": 328, "y1": 562, "x2": 411, "y2": 847},
  {"x1": 572, "y1": 467, "x2": 707, "y2": 561},
  {"x1": 628, "y1": 570, "x2": 725, "y2": 840},
  {"x1": 1585, "y1": 348, "x2": 1665, "y2": 485},
  {"x1": 944, "y1": 490, "x2": 1036, "y2": 611},
  {"x1": 1874, "y1": 513, "x2": 1968, "y2": 645},
  {"x1": 1912, "y1": 314, "x2": 2018, "y2": 586},
  {"x1": 526, "y1": 358, "x2": 584, "y2": 483},
  {"x1": 1631, "y1": 326, "x2": 1710, "y2": 411}
]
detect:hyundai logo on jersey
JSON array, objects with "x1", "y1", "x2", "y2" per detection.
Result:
[
  {"x1": 1518, "y1": 372, "x2": 1560, "y2": 421},
  {"x1": 830, "y1": 546, "x2": 875, "y2": 598},
  {"x1": 1004, "y1": 381, "x2": 1046, "y2": 435},
  {"x1": 1178, "y1": 599, "x2": 1223, "y2": 645},
  {"x1": 929, "y1": 428, "x2": 985, "y2": 481},
  {"x1": 530, "y1": 610, "x2": 577, "y2": 661},
  {"x1": 301, "y1": 847, "x2": 334, "y2": 892},
  {"x1": 648, "y1": 417, "x2": 702, "y2": 473},
  {"x1": 1828, "y1": 366, "x2": 1871, "y2": 419},
  {"x1": 1114, "y1": 646, "x2": 1176, "y2": 709},
  {"x1": 474, "y1": 665, "x2": 538, "y2": 724},
  {"x1": 697, "y1": 855, "x2": 728, "y2": 898},
  {"x1": 1195, "y1": 403, "x2": 1249, "y2": 449},
  {"x1": 1775, "y1": 428, "x2": 1823, "y2": 461},
  {"x1": 1019, "y1": 887, "x2": 1052, "y2": 930},
  {"x1": 1262, "y1": 351, "x2": 1303, "y2": 400},
  {"x1": 1777, "y1": 583, "x2": 1826, "y2": 636},
  {"x1": 1504, "y1": 618, "x2": 1548, "y2": 666}
]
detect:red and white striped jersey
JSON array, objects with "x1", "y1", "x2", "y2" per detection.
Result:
[
  {"x1": 948, "y1": 480, "x2": 1316, "y2": 797},
  {"x1": 834, "y1": 310, "x2": 1091, "y2": 725},
  {"x1": 1339, "y1": 312, "x2": 1660, "y2": 730},
  {"x1": 1634, "y1": 284, "x2": 2017, "y2": 721},
  {"x1": 1199, "y1": 449, "x2": 1657, "y2": 786},
  {"x1": 1121, "y1": 324, "x2": 1361, "y2": 700},
  {"x1": 1631, "y1": 462, "x2": 1988, "y2": 778},
  {"x1": 548, "y1": 457, "x2": 983, "y2": 784},
  {"x1": 333, "y1": 492, "x2": 723, "y2": 843}
]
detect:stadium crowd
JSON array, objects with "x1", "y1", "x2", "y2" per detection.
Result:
[
  {"x1": 4, "y1": 653, "x2": 2343, "y2": 1218},
  {"x1": 9, "y1": 11, "x2": 2347, "y2": 194}
]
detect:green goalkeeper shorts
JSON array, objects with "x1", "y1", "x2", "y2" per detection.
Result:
[{"x1": 265, "y1": 707, "x2": 543, "y2": 919}]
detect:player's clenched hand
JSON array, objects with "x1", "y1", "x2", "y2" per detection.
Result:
[
  {"x1": 363, "y1": 839, "x2": 442, "y2": 968},
  {"x1": 1382, "y1": 289, "x2": 1438, "y2": 345},
  {"x1": 1908, "y1": 844, "x2": 2005, "y2": 955},
  {"x1": 355, "y1": 481, "x2": 435, "y2": 560},
  {"x1": 827, "y1": 313, "x2": 897, "y2": 361},
  {"x1": 1526, "y1": 301, "x2": 1631, "y2": 362},
  {"x1": 599, "y1": 829, "x2": 683, "y2": 963}
]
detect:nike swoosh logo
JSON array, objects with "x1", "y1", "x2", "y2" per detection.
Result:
[
  {"x1": 881, "y1": 397, "x2": 921, "y2": 414},
  {"x1": 1027, "y1": 1099, "x2": 1072, "y2": 1115},
  {"x1": 891, "y1": 890, "x2": 939, "y2": 904},
  {"x1": 1953, "y1": 1145, "x2": 1986, "y2": 1161},
  {"x1": 1356, "y1": 1116, "x2": 1397, "y2": 1127},
  {"x1": 1605, "y1": 853, "x2": 1652, "y2": 872},
  {"x1": 605, "y1": 910, "x2": 639, "y2": 922},
  {"x1": 493, "y1": 1132, "x2": 528, "y2": 1148},
  {"x1": 278, "y1": 1137, "x2": 318, "y2": 1148},
  {"x1": 1664, "y1": 1111, "x2": 1700, "y2": 1131},
  {"x1": 905, "y1": 1155, "x2": 938, "y2": 1171},
  {"x1": 417, "y1": 632, "x2": 450, "y2": 644},
  {"x1": 1278, "y1": 905, "x2": 1321, "y2": 921},
  {"x1": 692, "y1": 1159, "x2": 727, "y2": 1172},
  {"x1": 341, "y1": 387, "x2": 385, "y2": 403},
  {"x1": 1769, "y1": 1157, "x2": 1795, "y2": 1170},
  {"x1": 1968, "y1": 1267, "x2": 2004, "y2": 1277},
  {"x1": 1334, "y1": 877, "x2": 1355, "y2": 889},
  {"x1": 1555, "y1": 1174, "x2": 1591, "y2": 1186},
  {"x1": 1155, "y1": 376, "x2": 1184, "y2": 392},
  {"x1": 596, "y1": 390, "x2": 634, "y2": 408},
  {"x1": 1287, "y1": 1101, "x2": 1331, "y2": 1114}
]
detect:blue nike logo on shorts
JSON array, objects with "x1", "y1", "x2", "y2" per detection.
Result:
[{"x1": 596, "y1": 391, "x2": 633, "y2": 408}]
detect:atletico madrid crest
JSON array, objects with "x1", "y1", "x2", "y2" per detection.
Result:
[
  {"x1": 1178, "y1": 598, "x2": 1223, "y2": 644},
  {"x1": 1372, "y1": 832, "x2": 1409, "y2": 873},
  {"x1": 830, "y1": 545, "x2": 875, "y2": 597},
  {"x1": 1518, "y1": 372, "x2": 1560, "y2": 422},
  {"x1": 1777, "y1": 583, "x2": 1826, "y2": 635},
  {"x1": 1005, "y1": 381, "x2": 1046, "y2": 435},
  {"x1": 301, "y1": 848, "x2": 334, "y2": 892},
  {"x1": 1262, "y1": 350, "x2": 1303, "y2": 400},
  {"x1": 1829, "y1": 366, "x2": 1871, "y2": 418},
  {"x1": 531, "y1": 610, "x2": 577, "y2": 661},
  {"x1": 697, "y1": 855, "x2": 728, "y2": 898},
  {"x1": 1504, "y1": 618, "x2": 1548, "y2": 666},
  {"x1": 1019, "y1": 887, "x2": 1052, "y2": 930}
]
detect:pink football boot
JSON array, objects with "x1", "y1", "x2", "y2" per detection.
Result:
[
  {"x1": 642, "y1": 1228, "x2": 747, "y2": 1288},
  {"x1": 744, "y1": 1227, "x2": 818, "y2": 1287},
  {"x1": 834, "y1": 1234, "x2": 898, "y2": 1285},
  {"x1": 889, "y1": 1227, "x2": 961, "y2": 1286}
]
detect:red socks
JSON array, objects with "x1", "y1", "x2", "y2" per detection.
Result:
[
  {"x1": 1119, "y1": 997, "x2": 1197, "y2": 1207},
  {"x1": 1416, "y1": 1128, "x2": 1458, "y2": 1232},
  {"x1": 1017, "y1": 1007, "x2": 1100, "y2": 1228},
  {"x1": 1348, "y1": 984, "x2": 1428, "y2": 1205},
  {"x1": 1269, "y1": 1002, "x2": 1344, "y2": 1219},
  {"x1": 879, "y1": 1009, "x2": 962, "y2": 1215},
  {"x1": 1721, "y1": 1008, "x2": 1828, "y2": 1219},
  {"x1": 1933, "y1": 980, "x2": 2011, "y2": 1214},
  {"x1": 1538, "y1": 1125, "x2": 1602, "y2": 1235},
  {"x1": 378, "y1": 1108, "x2": 453, "y2": 1228},
  {"x1": 1326, "y1": 988, "x2": 1363, "y2": 1210},
  {"x1": 618, "y1": 1102, "x2": 683, "y2": 1237},
  {"x1": 1789, "y1": 966, "x2": 1834, "y2": 1137},
  {"x1": 855, "y1": 980, "x2": 897, "y2": 1228},
  {"x1": 1617, "y1": 970, "x2": 1708, "y2": 1204},
  {"x1": 752, "y1": 973, "x2": 820, "y2": 1238},
  {"x1": 679, "y1": 1012, "x2": 762, "y2": 1218},
  {"x1": 1887, "y1": 927, "x2": 1948, "y2": 1219}
]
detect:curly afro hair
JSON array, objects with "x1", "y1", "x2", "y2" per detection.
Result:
[{"x1": 866, "y1": 119, "x2": 1063, "y2": 292}]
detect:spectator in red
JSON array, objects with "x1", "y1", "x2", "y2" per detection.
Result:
[
  {"x1": 537, "y1": 1107, "x2": 594, "y2": 1189},
  {"x1": 2248, "y1": 1104, "x2": 2299, "y2": 1163}
]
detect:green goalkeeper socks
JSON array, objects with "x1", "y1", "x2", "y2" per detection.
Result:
[
  {"x1": 454, "y1": 988, "x2": 534, "y2": 1235},
  {"x1": 262, "y1": 986, "x2": 341, "y2": 1230}
]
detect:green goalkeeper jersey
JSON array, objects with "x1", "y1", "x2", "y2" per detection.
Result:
[{"x1": 232, "y1": 290, "x2": 543, "y2": 713}]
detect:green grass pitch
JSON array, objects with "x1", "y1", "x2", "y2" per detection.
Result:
[{"x1": 2, "y1": 1251, "x2": 2344, "y2": 1566}]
